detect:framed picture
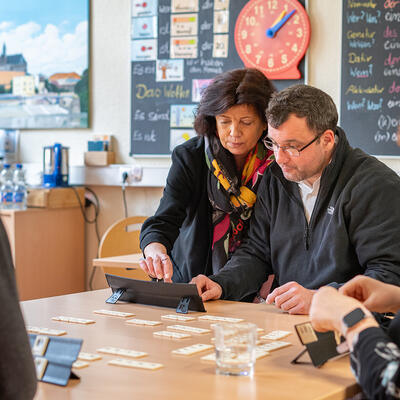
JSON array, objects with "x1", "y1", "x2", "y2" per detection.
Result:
[{"x1": 0, "y1": 0, "x2": 89, "y2": 129}]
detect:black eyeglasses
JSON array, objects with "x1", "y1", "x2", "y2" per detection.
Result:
[{"x1": 263, "y1": 134, "x2": 322, "y2": 157}]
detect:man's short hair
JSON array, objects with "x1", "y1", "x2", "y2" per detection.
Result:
[{"x1": 266, "y1": 84, "x2": 338, "y2": 134}]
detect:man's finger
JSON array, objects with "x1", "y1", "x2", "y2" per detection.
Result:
[
  {"x1": 274, "y1": 288, "x2": 295, "y2": 308},
  {"x1": 279, "y1": 295, "x2": 299, "y2": 312},
  {"x1": 201, "y1": 287, "x2": 218, "y2": 302},
  {"x1": 266, "y1": 286, "x2": 285, "y2": 304}
]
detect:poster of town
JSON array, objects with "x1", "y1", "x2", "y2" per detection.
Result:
[{"x1": 0, "y1": 0, "x2": 89, "y2": 129}]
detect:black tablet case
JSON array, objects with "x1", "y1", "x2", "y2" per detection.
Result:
[{"x1": 105, "y1": 274, "x2": 206, "y2": 312}]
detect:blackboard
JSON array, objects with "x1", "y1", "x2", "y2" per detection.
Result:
[
  {"x1": 130, "y1": 0, "x2": 306, "y2": 156},
  {"x1": 340, "y1": 0, "x2": 400, "y2": 156}
]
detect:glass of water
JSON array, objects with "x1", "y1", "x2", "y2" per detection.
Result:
[{"x1": 213, "y1": 322, "x2": 257, "y2": 376}]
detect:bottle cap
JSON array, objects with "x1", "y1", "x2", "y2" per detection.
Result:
[{"x1": 3, "y1": 163, "x2": 10, "y2": 168}]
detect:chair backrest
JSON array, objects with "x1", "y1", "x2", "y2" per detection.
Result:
[
  {"x1": 98, "y1": 216, "x2": 147, "y2": 258},
  {"x1": 98, "y1": 216, "x2": 150, "y2": 280}
]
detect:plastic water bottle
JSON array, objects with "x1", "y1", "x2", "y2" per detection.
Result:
[
  {"x1": 0, "y1": 164, "x2": 14, "y2": 209},
  {"x1": 13, "y1": 164, "x2": 27, "y2": 210}
]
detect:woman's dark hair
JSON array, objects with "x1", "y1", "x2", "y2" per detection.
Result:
[{"x1": 194, "y1": 68, "x2": 276, "y2": 137}]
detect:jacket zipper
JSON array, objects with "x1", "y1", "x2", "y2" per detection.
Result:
[{"x1": 304, "y1": 224, "x2": 310, "y2": 250}]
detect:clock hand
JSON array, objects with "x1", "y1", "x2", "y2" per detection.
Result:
[
  {"x1": 272, "y1": 10, "x2": 287, "y2": 26},
  {"x1": 266, "y1": 9, "x2": 296, "y2": 38}
]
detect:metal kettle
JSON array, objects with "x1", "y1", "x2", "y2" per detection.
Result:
[{"x1": 43, "y1": 143, "x2": 69, "y2": 187}]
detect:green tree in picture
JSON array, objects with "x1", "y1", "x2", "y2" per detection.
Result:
[{"x1": 75, "y1": 68, "x2": 88, "y2": 113}]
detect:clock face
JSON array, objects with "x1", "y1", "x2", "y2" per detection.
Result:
[{"x1": 234, "y1": 0, "x2": 310, "y2": 80}]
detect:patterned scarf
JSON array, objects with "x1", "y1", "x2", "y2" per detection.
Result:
[{"x1": 205, "y1": 135, "x2": 275, "y2": 274}]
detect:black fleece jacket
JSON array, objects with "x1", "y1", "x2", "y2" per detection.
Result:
[
  {"x1": 140, "y1": 136, "x2": 213, "y2": 282},
  {"x1": 210, "y1": 127, "x2": 400, "y2": 300}
]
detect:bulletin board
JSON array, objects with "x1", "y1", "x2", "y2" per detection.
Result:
[
  {"x1": 340, "y1": 1, "x2": 400, "y2": 156},
  {"x1": 130, "y1": 0, "x2": 307, "y2": 156}
]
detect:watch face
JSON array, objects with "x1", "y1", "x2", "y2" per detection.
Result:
[
  {"x1": 343, "y1": 307, "x2": 366, "y2": 328},
  {"x1": 234, "y1": 0, "x2": 310, "y2": 79}
]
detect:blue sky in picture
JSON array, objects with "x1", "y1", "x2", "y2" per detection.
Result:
[
  {"x1": 0, "y1": 0, "x2": 88, "y2": 77},
  {"x1": 0, "y1": 0, "x2": 87, "y2": 32}
]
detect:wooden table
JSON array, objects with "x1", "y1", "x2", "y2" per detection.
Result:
[
  {"x1": 92, "y1": 253, "x2": 142, "y2": 268},
  {"x1": 21, "y1": 289, "x2": 360, "y2": 400},
  {"x1": 91, "y1": 253, "x2": 149, "y2": 285}
]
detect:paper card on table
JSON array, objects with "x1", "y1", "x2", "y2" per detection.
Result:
[
  {"x1": 260, "y1": 330, "x2": 292, "y2": 340},
  {"x1": 72, "y1": 360, "x2": 89, "y2": 369},
  {"x1": 32, "y1": 335, "x2": 49, "y2": 356},
  {"x1": 258, "y1": 341, "x2": 292, "y2": 352},
  {"x1": 126, "y1": 318, "x2": 162, "y2": 326},
  {"x1": 93, "y1": 309, "x2": 135, "y2": 318},
  {"x1": 198, "y1": 315, "x2": 244, "y2": 323},
  {"x1": 27, "y1": 326, "x2": 67, "y2": 336},
  {"x1": 78, "y1": 352, "x2": 102, "y2": 361},
  {"x1": 153, "y1": 330, "x2": 191, "y2": 339},
  {"x1": 161, "y1": 314, "x2": 196, "y2": 322},
  {"x1": 52, "y1": 316, "x2": 95, "y2": 325},
  {"x1": 172, "y1": 343, "x2": 214, "y2": 356},
  {"x1": 109, "y1": 358, "x2": 163, "y2": 370},
  {"x1": 34, "y1": 357, "x2": 48, "y2": 380},
  {"x1": 167, "y1": 324, "x2": 211, "y2": 334},
  {"x1": 97, "y1": 346, "x2": 147, "y2": 358}
]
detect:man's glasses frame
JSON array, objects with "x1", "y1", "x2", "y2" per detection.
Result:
[{"x1": 263, "y1": 133, "x2": 323, "y2": 157}]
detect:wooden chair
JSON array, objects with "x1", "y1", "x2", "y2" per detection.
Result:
[{"x1": 89, "y1": 216, "x2": 150, "y2": 289}]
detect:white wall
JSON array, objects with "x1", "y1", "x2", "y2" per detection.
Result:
[{"x1": 18, "y1": 0, "x2": 400, "y2": 289}]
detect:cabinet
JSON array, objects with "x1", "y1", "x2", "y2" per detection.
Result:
[{"x1": 0, "y1": 208, "x2": 85, "y2": 300}]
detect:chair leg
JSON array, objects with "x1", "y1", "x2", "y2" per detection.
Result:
[{"x1": 88, "y1": 266, "x2": 98, "y2": 291}]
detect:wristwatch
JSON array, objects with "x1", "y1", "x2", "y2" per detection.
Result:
[{"x1": 341, "y1": 307, "x2": 369, "y2": 336}]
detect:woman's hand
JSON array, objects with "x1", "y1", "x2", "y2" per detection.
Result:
[
  {"x1": 310, "y1": 286, "x2": 364, "y2": 333},
  {"x1": 310, "y1": 286, "x2": 379, "y2": 351},
  {"x1": 340, "y1": 275, "x2": 400, "y2": 314},
  {"x1": 139, "y1": 243, "x2": 173, "y2": 282}
]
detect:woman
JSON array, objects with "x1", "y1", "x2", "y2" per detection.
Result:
[
  {"x1": 139, "y1": 68, "x2": 275, "y2": 285},
  {"x1": 310, "y1": 276, "x2": 400, "y2": 399}
]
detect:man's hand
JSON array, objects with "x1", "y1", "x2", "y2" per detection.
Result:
[
  {"x1": 190, "y1": 275, "x2": 222, "y2": 302},
  {"x1": 139, "y1": 242, "x2": 173, "y2": 283},
  {"x1": 266, "y1": 281, "x2": 316, "y2": 314},
  {"x1": 340, "y1": 275, "x2": 400, "y2": 314}
]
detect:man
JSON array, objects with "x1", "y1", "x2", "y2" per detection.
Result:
[{"x1": 192, "y1": 84, "x2": 400, "y2": 314}]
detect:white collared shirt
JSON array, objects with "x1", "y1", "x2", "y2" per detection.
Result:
[{"x1": 298, "y1": 177, "x2": 321, "y2": 223}]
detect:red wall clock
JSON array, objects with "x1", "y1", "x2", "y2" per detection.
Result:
[{"x1": 234, "y1": 0, "x2": 311, "y2": 80}]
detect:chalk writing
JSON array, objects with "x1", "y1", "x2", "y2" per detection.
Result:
[
  {"x1": 341, "y1": 0, "x2": 400, "y2": 155},
  {"x1": 347, "y1": 0, "x2": 377, "y2": 9}
]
